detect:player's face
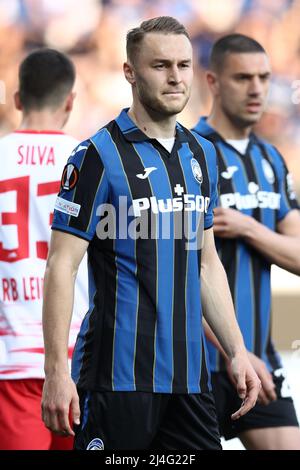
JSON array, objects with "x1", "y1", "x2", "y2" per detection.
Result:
[
  {"x1": 131, "y1": 33, "x2": 193, "y2": 116},
  {"x1": 216, "y1": 52, "x2": 271, "y2": 127}
]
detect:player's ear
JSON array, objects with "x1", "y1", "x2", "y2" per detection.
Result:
[
  {"x1": 206, "y1": 70, "x2": 220, "y2": 96},
  {"x1": 65, "y1": 91, "x2": 76, "y2": 112},
  {"x1": 123, "y1": 61, "x2": 136, "y2": 85},
  {"x1": 14, "y1": 91, "x2": 22, "y2": 111}
]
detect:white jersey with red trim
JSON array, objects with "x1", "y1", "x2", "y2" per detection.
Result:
[{"x1": 0, "y1": 131, "x2": 88, "y2": 379}]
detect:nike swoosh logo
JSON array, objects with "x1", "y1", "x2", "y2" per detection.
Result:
[
  {"x1": 136, "y1": 167, "x2": 157, "y2": 179},
  {"x1": 221, "y1": 166, "x2": 238, "y2": 179}
]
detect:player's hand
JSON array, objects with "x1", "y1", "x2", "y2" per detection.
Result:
[
  {"x1": 41, "y1": 372, "x2": 80, "y2": 437},
  {"x1": 246, "y1": 351, "x2": 277, "y2": 405},
  {"x1": 229, "y1": 352, "x2": 261, "y2": 420},
  {"x1": 213, "y1": 207, "x2": 251, "y2": 238},
  {"x1": 226, "y1": 351, "x2": 276, "y2": 406}
]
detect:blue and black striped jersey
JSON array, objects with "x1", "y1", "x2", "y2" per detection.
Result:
[
  {"x1": 193, "y1": 117, "x2": 299, "y2": 372},
  {"x1": 52, "y1": 109, "x2": 218, "y2": 393}
]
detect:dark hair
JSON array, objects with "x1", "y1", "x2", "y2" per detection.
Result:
[
  {"x1": 209, "y1": 34, "x2": 266, "y2": 72},
  {"x1": 126, "y1": 16, "x2": 190, "y2": 64},
  {"x1": 19, "y1": 48, "x2": 75, "y2": 111}
]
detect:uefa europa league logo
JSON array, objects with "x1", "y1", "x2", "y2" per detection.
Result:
[{"x1": 64, "y1": 164, "x2": 75, "y2": 190}]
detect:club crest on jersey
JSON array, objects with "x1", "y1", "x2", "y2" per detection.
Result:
[
  {"x1": 61, "y1": 163, "x2": 79, "y2": 191},
  {"x1": 191, "y1": 158, "x2": 202, "y2": 184},
  {"x1": 86, "y1": 438, "x2": 104, "y2": 450},
  {"x1": 262, "y1": 159, "x2": 275, "y2": 184}
]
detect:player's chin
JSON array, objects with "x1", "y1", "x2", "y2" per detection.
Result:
[
  {"x1": 161, "y1": 98, "x2": 188, "y2": 115},
  {"x1": 242, "y1": 111, "x2": 262, "y2": 125}
]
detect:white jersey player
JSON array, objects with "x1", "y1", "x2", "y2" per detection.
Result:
[{"x1": 0, "y1": 49, "x2": 88, "y2": 450}]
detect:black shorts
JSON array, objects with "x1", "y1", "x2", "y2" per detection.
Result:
[
  {"x1": 74, "y1": 390, "x2": 222, "y2": 450},
  {"x1": 211, "y1": 369, "x2": 299, "y2": 440}
]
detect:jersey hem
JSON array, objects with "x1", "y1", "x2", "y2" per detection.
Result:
[{"x1": 74, "y1": 382, "x2": 212, "y2": 394}]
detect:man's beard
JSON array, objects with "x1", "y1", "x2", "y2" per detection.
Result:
[
  {"x1": 224, "y1": 105, "x2": 261, "y2": 129},
  {"x1": 137, "y1": 83, "x2": 189, "y2": 117}
]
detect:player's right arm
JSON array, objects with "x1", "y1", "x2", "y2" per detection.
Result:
[
  {"x1": 41, "y1": 140, "x2": 108, "y2": 436},
  {"x1": 42, "y1": 230, "x2": 88, "y2": 436}
]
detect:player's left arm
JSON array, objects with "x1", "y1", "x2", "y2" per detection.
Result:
[
  {"x1": 201, "y1": 227, "x2": 261, "y2": 419},
  {"x1": 200, "y1": 138, "x2": 261, "y2": 418},
  {"x1": 203, "y1": 318, "x2": 276, "y2": 405}
]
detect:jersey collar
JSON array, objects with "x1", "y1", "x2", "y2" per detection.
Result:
[
  {"x1": 116, "y1": 108, "x2": 188, "y2": 144},
  {"x1": 193, "y1": 116, "x2": 257, "y2": 147},
  {"x1": 14, "y1": 129, "x2": 65, "y2": 135},
  {"x1": 192, "y1": 116, "x2": 216, "y2": 138}
]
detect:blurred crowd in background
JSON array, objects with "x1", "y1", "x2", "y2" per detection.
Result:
[{"x1": 1, "y1": 0, "x2": 300, "y2": 193}]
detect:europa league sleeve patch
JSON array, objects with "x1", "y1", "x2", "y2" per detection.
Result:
[{"x1": 61, "y1": 163, "x2": 79, "y2": 191}]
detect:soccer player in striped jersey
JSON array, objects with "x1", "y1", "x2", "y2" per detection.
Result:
[
  {"x1": 193, "y1": 34, "x2": 300, "y2": 450},
  {"x1": 41, "y1": 17, "x2": 261, "y2": 450},
  {"x1": 0, "y1": 49, "x2": 88, "y2": 449}
]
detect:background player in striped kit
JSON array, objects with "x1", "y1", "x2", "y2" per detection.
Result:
[
  {"x1": 0, "y1": 49, "x2": 88, "y2": 449},
  {"x1": 41, "y1": 17, "x2": 261, "y2": 450},
  {"x1": 193, "y1": 34, "x2": 300, "y2": 450}
]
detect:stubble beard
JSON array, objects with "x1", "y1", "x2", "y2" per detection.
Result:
[
  {"x1": 137, "y1": 82, "x2": 190, "y2": 118},
  {"x1": 223, "y1": 104, "x2": 262, "y2": 129}
]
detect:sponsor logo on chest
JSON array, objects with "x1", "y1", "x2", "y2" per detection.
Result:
[{"x1": 220, "y1": 181, "x2": 280, "y2": 210}]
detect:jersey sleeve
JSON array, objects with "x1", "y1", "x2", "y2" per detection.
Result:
[
  {"x1": 273, "y1": 148, "x2": 299, "y2": 222},
  {"x1": 204, "y1": 141, "x2": 219, "y2": 230},
  {"x1": 52, "y1": 141, "x2": 109, "y2": 241}
]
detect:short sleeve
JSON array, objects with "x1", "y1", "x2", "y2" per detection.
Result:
[
  {"x1": 204, "y1": 141, "x2": 219, "y2": 230},
  {"x1": 52, "y1": 141, "x2": 109, "y2": 241},
  {"x1": 273, "y1": 148, "x2": 299, "y2": 222}
]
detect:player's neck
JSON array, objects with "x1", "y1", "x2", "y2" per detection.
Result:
[
  {"x1": 207, "y1": 107, "x2": 252, "y2": 140},
  {"x1": 19, "y1": 110, "x2": 66, "y2": 132},
  {"x1": 128, "y1": 102, "x2": 177, "y2": 139}
]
